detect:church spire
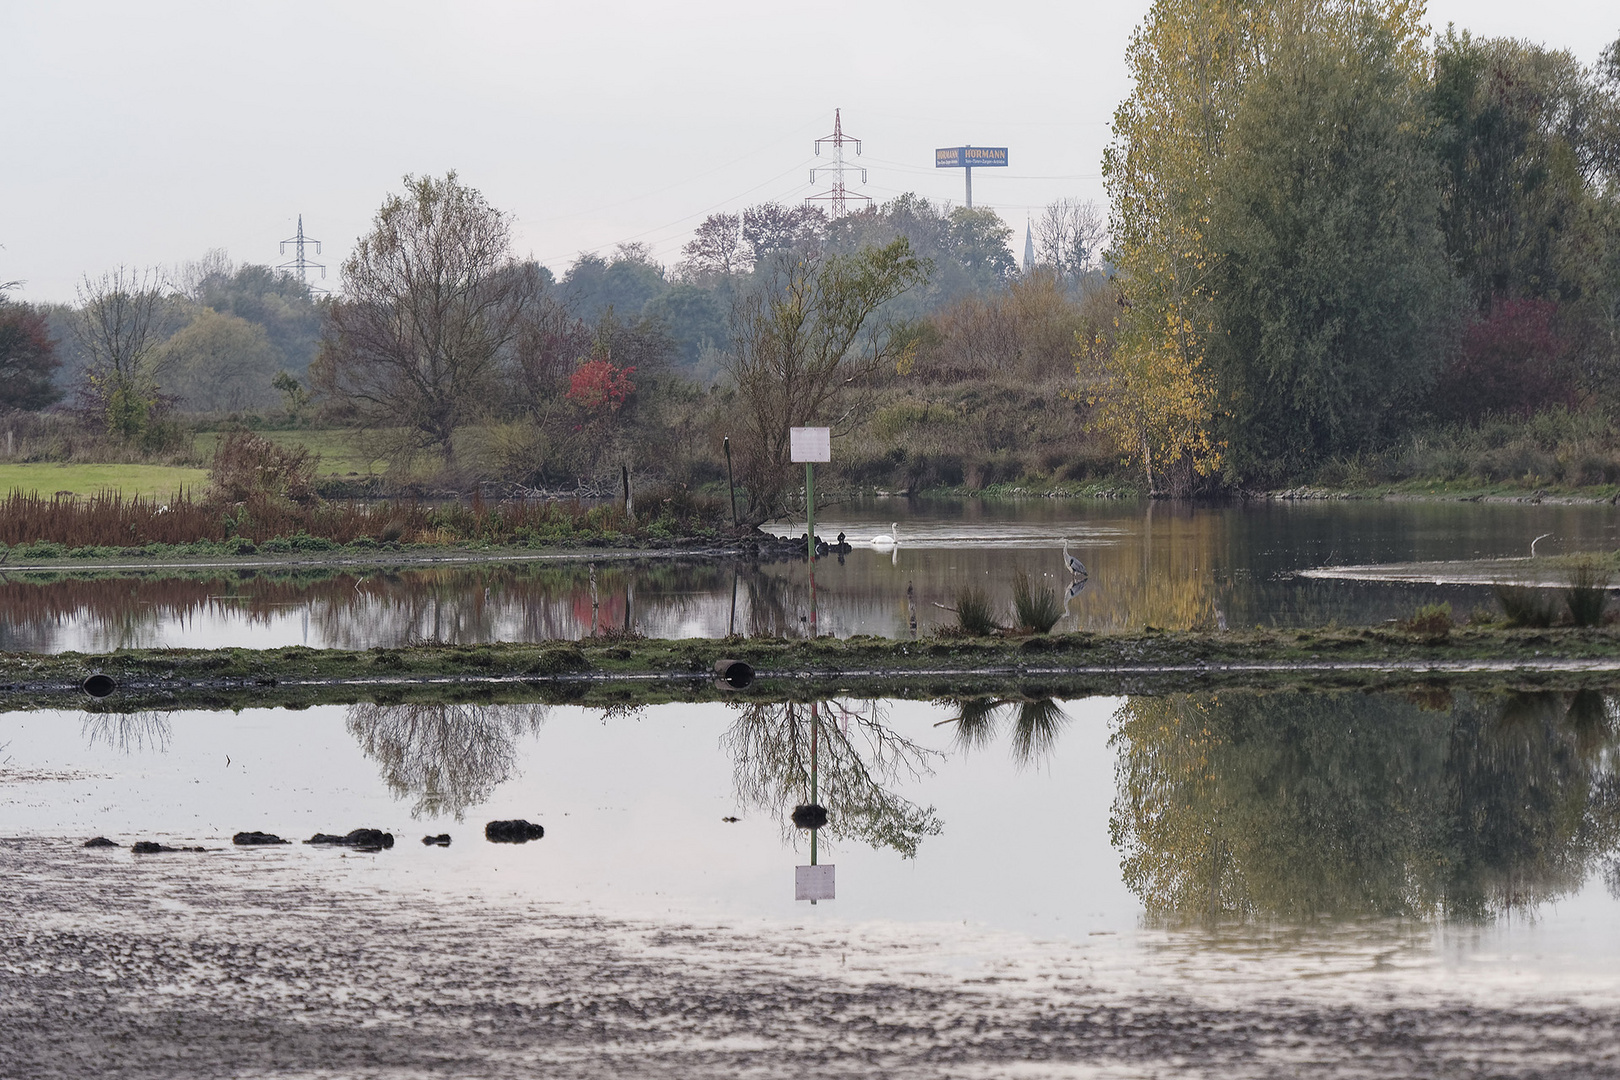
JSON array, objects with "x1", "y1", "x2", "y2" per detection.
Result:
[{"x1": 1023, "y1": 215, "x2": 1035, "y2": 271}]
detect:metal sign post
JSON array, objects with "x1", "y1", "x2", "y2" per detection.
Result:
[
  {"x1": 934, "y1": 146, "x2": 1009, "y2": 209},
  {"x1": 789, "y1": 427, "x2": 831, "y2": 637}
]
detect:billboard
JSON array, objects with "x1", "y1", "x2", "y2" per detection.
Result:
[{"x1": 935, "y1": 146, "x2": 1008, "y2": 168}]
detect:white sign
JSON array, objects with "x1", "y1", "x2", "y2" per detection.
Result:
[
  {"x1": 789, "y1": 426, "x2": 831, "y2": 463},
  {"x1": 796, "y1": 864, "x2": 836, "y2": 901}
]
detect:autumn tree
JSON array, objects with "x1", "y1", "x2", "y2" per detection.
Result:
[
  {"x1": 159, "y1": 308, "x2": 283, "y2": 412},
  {"x1": 726, "y1": 238, "x2": 929, "y2": 521},
  {"x1": 0, "y1": 290, "x2": 62, "y2": 411},
  {"x1": 314, "y1": 173, "x2": 540, "y2": 471},
  {"x1": 1099, "y1": 0, "x2": 1260, "y2": 491}
]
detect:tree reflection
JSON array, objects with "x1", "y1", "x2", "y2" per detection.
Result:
[
  {"x1": 722, "y1": 699, "x2": 944, "y2": 857},
  {"x1": 939, "y1": 697, "x2": 1071, "y2": 768},
  {"x1": 346, "y1": 701, "x2": 549, "y2": 820},
  {"x1": 81, "y1": 709, "x2": 173, "y2": 753},
  {"x1": 1110, "y1": 690, "x2": 1620, "y2": 922}
]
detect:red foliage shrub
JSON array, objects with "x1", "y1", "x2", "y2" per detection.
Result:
[
  {"x1": 1435, "y1": 297, "x2": 1574, "y2": 421},
  {"x1": 566, "y1": 359, "x2": 636, "y2": 413}
]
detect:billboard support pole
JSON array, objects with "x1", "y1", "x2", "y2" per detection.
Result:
[{"x1": 965, "y1": 164, "x2": 972, "y2": 208}]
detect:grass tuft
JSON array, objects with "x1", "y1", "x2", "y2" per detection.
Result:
[
  {"x1": 1011, "y1": 569, "x2": 1064, "y2": 634},
  {"x1": 954, "y1": 586, "x2": 999, "y2": 635},
  {"x1": 1495, "y1": 583, "x2": 1557, "y2": 627},
  {"x1": 1565, "y1": 559, "x2": 1611, "y2": 627}
]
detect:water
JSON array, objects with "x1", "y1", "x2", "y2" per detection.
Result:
[
  {"x1": 4, "y1": 688, "x2": 1619, "y2": 1075},
  {"x1": 4, "y1": 497, "x2": 1617, "y2": 652}
]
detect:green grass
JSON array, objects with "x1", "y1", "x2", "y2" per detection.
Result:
[
  {"x1": 193, "y1": 428, "x2": 387, "y2": 478},
  {"x1": 0, "y1": 463, "x2": 210, "y2": 500}
]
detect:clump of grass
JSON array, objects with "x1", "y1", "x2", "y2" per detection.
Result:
[
  {"x1": 1012, "y1": 568, "x2": 1063, "y2": 634},
  {"x1": 1401, "y1": 602, "x2": 1453, "y2": 638},
  {"x1": 1565, "y1": 559, "x2": 1610, "y2": 627},
  {"x1": 1495, "y1": 583, "x2": 1557, "y2": 627},
  {"x1": 954, "y1": 585, "x2": 999, "y2": 635}
]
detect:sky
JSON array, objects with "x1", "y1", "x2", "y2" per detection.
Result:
[{"x1": 3, "y1": 0, "x2": 1616, "y2": 304}]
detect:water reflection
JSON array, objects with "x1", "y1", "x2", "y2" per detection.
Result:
[
  {"x1": 939, "y1": 696, "x2": 1071, "y2": 767},
  {"x1": 346, "y1": 701, "x2": 550, "y2": 820},
  {"x1": 1110, "y1": 689, "x2": 1620, "y2": 922},
  {"x1": 80, "y1": 709, "x2": 172, "y2": 754},
  {"x1": 722, "y1": 700, "x2": 943, "y2": 858},
  {"x1": 8, "y1": 498, "x2": 1620, "y2": 651}
]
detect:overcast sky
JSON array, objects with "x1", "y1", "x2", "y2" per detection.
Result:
[{"x1": 3, "y1": 0, "x2": 1615, "y2": 303}]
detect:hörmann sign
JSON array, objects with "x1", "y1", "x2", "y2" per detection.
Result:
[{"x1": 935, "y1": 146, "x2": 1008, "y2": 168}]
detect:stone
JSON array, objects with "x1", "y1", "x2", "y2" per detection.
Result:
[
  {"x1": 82, "y1": 837, "x2": 118, "y2": 848},
  {"x1": 233, "y1": 831, "x2": 291, "y2": 846},
  {"x1": 305, "y1": 829, "x2": 395, "y2": 851},
  {"x1": 485, "y1": 820, "x2": 545, "y2": 843},
  {"x1": 421, "y1": 834, "x2": 451, "y2": 847}
]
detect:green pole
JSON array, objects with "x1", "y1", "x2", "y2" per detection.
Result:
[{"x1": 810, "y1": 701, "x2": 818, "y2": 867}]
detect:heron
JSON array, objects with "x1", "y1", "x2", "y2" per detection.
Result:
[
  {"x1": 872, "y1": 523, "x2": 899, "y2": 547},
  {"x1": 1062, "y1": 540, "x2": 1087, "y2": 578}
]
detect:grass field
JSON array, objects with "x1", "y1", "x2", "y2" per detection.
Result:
[
  {"x1": 0, "y1": 464, "x2": 210, "y2": 500},
  {"x1": 192, "y1": 428, "x2": 387, "y2": 477}
]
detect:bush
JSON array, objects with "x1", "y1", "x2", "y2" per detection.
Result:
[
  {"x1": 1402, "y1": 602, "x2": 1453, "y2": 638},
  {"x1": 1495, "y1": 583, "x2": 1557, "y2": 627},
  {"x1": 1012, "y1": 569, "x2": 1063, "y2": 634},
  {"x1": 1566, "y1": 560, "x2": 1610, "y2": 627},
  {"x1": 207, "y1": 429, "x2": 319, "y2": 503},
  {"x1": 954, "y1": 586, "x2": 999, "y2": 635}
]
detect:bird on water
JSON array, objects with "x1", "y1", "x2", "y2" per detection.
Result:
[
  {"x1": 1062, "y1": 540, "x2": 1087, "y2": 579},
  {"x1": 872, "y1": 523, "x2": 899, "y2": 547}
]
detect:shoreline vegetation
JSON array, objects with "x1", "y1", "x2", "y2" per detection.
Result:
[{"x1": 11, "y1": 625, "x2": 1620, "y2": 712}]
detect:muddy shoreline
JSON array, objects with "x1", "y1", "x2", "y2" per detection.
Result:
[{"x1": 2, "y1": 838, "x2": 1614, "y2": 1079}]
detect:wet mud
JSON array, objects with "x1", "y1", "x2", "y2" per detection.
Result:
[{"x1": 2, "y1": 839, "x2": 1616, "y2": 1079}]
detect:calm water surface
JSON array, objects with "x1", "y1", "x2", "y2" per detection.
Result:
[
  {"x1": 6, "y1": 688, "x2": 1618, "y2": 1075},
  {"x1": 3, "y1": 497, "x2": 1618, "y2": 652}
]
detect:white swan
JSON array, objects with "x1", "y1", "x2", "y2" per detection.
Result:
[{"x1": 871, "y1": 522, "x2": 899, "y2": 547}]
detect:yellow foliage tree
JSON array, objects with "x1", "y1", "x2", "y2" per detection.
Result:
[{"x1": 1096, "y1": 0, "x2": 1434, "y2": 491}]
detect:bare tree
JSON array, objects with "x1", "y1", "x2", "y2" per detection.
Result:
[
  {"x1": 1032, "y1": 198, "x2": 1106, "y2": 281},
  {"x1": 678, "y1": 212, "x2": 746, "y2": 279},
  {"x1": 725, "y1": 238, "x2": 928, "y2": 521},
  {"x1": 314, "y1": 172, "x2": 538, "y2": 472},
  {"x1": 741, "y1": 202, "x2": 826, "y2": 263},
  {"x1": 74, "y1": 266, "x2": 173, "y2": 442},
  {"x1": 347, "y1": 701, "x2": 548, "y2": 819}
]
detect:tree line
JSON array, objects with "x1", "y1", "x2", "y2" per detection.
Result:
[{"x1": 1101, "y1": 0, "x2": 1620, "y2": 492}]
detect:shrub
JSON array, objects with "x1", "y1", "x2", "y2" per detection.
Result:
[
  {"x1": 1402, "y1": 602, "x2": 1453, "y2": 638},
  {"x1": 1566, "y1": 560, "x2": 1610, "y2": 627},
  {"x1": 954, "y1": 586, "x2": 998, "y2": 635},
  {"x1": 207, "y1": 429, "x2": 319, "y2": 504},
  {"x1": 1011, "y1": 568, "x2": 1063, "y2": 634},
  {"x1": 1495, "y1": 583, "x2": 1557, "y2": 627}
]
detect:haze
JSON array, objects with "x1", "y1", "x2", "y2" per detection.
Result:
[{"x1": 4, "y1": 0, "x2": 1614, "y2": 302}]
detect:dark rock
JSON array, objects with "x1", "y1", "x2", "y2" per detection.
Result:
[
  {"x1": 83, "y1": 837, "x2": 118, "y2": 848},
  {"x1": 422, "y1": 834, "x2": 451, "y2": 847},
  {"x1": 721, "y1": 816, "x2": 740, "y2": 824},
  {"x1": 232, "y1": 831, "x2": 290, "y2": 846},
  {"x1": 305, "y1": 828, "x2": 395, "y2": 851},
  {"x1": 131, "y1": 841, "x2": 206, "y2": 853},
  {"x1": 485, "y1": 819, "x2": 545, "y2": 843},
  {"x1": 791, "y1": 804, "x2": 829, "y2": 830}
]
